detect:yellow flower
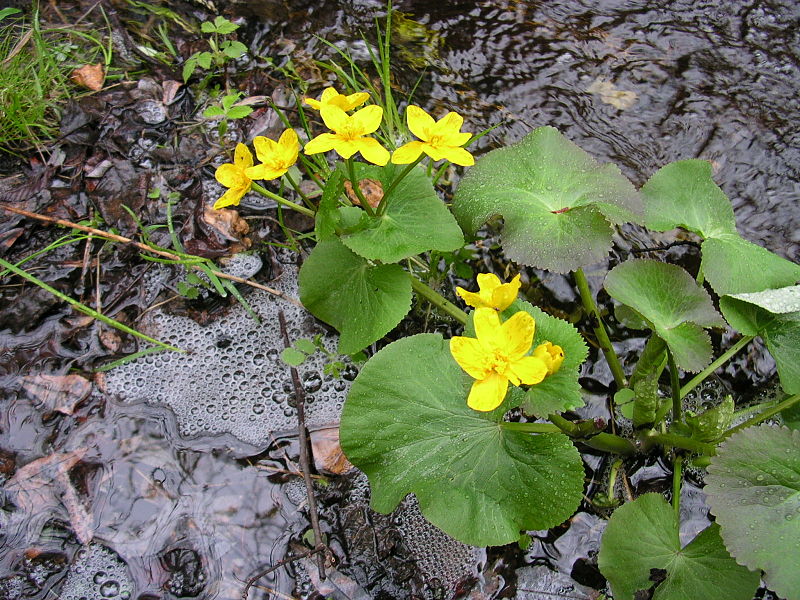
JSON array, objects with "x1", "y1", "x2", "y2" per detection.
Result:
[
  {"x1": 450, "y1": 308, "x2": 548, "y2": 412},
  {"x1": 456, "y1": 273, "x2": 521, "y2": 311},
  {"x1": 244, "y1": 128, "x2": 299, "y2": 181},
  {"x1": 304, "y1": 87, "x2": 370, "y2": 112},
  {"x1": 304, "y1": 104, "x2": 389, "y2": 166},
  {"x1": 213, "y1": 143, "x2": 253, "y2": 209},
  {"x1": 533, "y1": 341, "x2": 565, "y2": 375},
  {"x1": 391, "y1": 105, "x2": 474, "y2": 166}
]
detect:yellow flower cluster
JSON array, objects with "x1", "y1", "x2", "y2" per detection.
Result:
[
  {"x1": 450, "y1": 274, "x2": 564, "y2": 412},
  {"x1": 212, "y1": 87, "x2": 475, "y2": 209}
]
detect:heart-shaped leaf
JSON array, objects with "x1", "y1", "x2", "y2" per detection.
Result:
[
  {"x1": 705, "y1": 425, "x2": 800, "y2": 600},
  {"x1": 598, "y1": 493, "x2": 760, "y2": 600},
  {"x1": 720, "y1": 285, "x2": 800, "y2": 393},
  {"x1": 340, "y1": 333, "x2": 585, "y2": 547},
  {"x1": 604, "y1": 260, "x2": 725, "y2": 371},
  {"x1": 299, "y1": 238, "x2": 412, "y2": 354},
  {"x1": 641, "y1": 159, "x2": 800, "y2": 296},
  {"x1": 451, "y1": 126, "x2": 642, "y2": 273},
  {"x1": 338, "y1": 163, "x2": 464, "y2": 263}
]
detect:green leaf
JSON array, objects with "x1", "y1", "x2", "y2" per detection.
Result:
[
  {"x1": 226, "y1": 105, "x2": 253, "y2": 120},
  {"x1": 505, "y1": 300, "x2": 588, "y2": 417},
  {"x1": 685, "y1": 396, "x2": 734, "y2": 442},
  {"x1": 641, "y1": 159, "x2": 737, "y2": 238},
  {"x1": 598, "y1": 493, "x2": 760, "y2": 600},
  {"x1": 182, "y1": 55, "x2": 198, "y2": 82},
  {"x1": 299, "y1": 238, "x2": 412, "y2": 354},
  {"x1": 632, "y1": 374, "x2": 660, "y2": 428},
  {"x1": 451, "y1": 126, "x2": 642, "y2": 273},
  {"x1": 202, "y1": 105, "x2": 224, "y2": 118},
  {"x1": 200, "y1": 20, "x2": 216, "y2": 33},
  {"x1": 701, "y1": 235, "x2": 800, "y2": 296},
  {"x1": 280, "y1": 347, "x2": 306, "y2": 366},
  {"x1": 0, "y1": 7, "x2": 22, "y2": 21},
  {"x1": 212, "y1": 15, "x2": 238, "y2": 34},
  {"x1": 340, "y1": 333, "x2": 585, "y2": 546},
  {"x1": 314, "y1": 169, "x2": 346, "y2": 241},
  {"x1": 222, "y1": 40, "x2": 247, "y2": 58},
  {"x1": 705, "y1": 425, "x2": 800, "y2": 600},
  {"x1": 604, "y1": 260, "x2": 725, "y2": 372},
  {"x1": 720, "y1": 286, "x2": 800, "y2": 393},
  {"x1": 338, "y1": 163, "x2": 464, "y2": 263},
  {"x1": 294, "y1": 339, "x2": 318, "y2": 355},
  {"x1": 196, "y1": 51, "x2": 213, "y2": 69}
]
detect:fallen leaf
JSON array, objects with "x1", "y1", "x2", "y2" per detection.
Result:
[
  {"x1": 587, "y1": 77, "x2": 637, "y2": 110},
  {"x1": 202, "y1": 205, "x2": 251, "y2": 245},
  {"x1": 99, "y1": 329, "x2": 121, "y2": 352},
  {"x1": 344, "y1": 178, "x2": 383, "y2": 209},
  {"x1": 162, "y1": 80, "x2": 182, "y2": 105},
  {"x1": 71, "y1": 63, "x2": 105, "y2": 92},
  {"x1": 310, "y1": 426, "x2": 354, "y2": 475},
  {"x1": 22, "y1": 374, "x2": 92, "y2": 415}
]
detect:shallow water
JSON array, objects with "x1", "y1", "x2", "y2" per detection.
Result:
[{"x1": 1, "y1": 0, "x2": 799, "y2": 598}]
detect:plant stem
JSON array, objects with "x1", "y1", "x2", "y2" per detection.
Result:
[
  {"x1": 408, "y1": 274, "x2": 468, "y2": 325},
  {"x1": 377, "y1": 156, "x2": 424, "y2": 216},
  {"x1": 283, "y1": 171, "x2": 315, "y2": 211},
  {"x1": 723, "y1": 393, "x2": 800, "y2": 439},
  {"x1": 0, "y1": 256, "x2": 185, "y2": 353},
  {"x1": 574, "y1": 268, "x2": 627, "y2": 389},
  {"x1": 672, "y1": 454, "x2": 683, "y2": 516},
  {"x1": 667, "y1": 348, "x2": 682, "y2": 422},
  {"x1": 345, "y1": 157, "x2": 375, "y2": 217},
  {"x1": 645, "y1": 432, "x2": 716, "y2": 455},
  {"x1": 548, "y1": 414, "x2": 637, "y2": 455},
  {"x1": 679, "y1": 335, "x2": 755, "y2": 398},
  {"x1": 251, "y1": 182, "x2": 315, "y2": 218}
]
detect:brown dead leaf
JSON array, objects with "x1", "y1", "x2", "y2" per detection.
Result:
[
  {"x1": 310, "y1": 426, "x2": 354, "y2": 475},
  {"x1": 71, "y1": 63, "x2": 105, "y2": 92},
  {"x1": 344, "y1": 178, "x2": 384, "y2": 209},
  {"x1": 162, "y1": 80, "x2": 182, "y2": 105},
  {"x1": 202, "y1": 205, "x2": 251, "y2": 246},
  {"x1": 99, "y1": 329, "x2": 122, "y2": 352},
  {"x1": 22, "y1": 374, "x2": 92, "y2": 415},
  {"x1": 587, "y1": 77, "x2": 637, "y2": 110}
]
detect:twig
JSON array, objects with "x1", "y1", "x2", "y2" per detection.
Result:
[
  {"x1": 241, "y1": 546, "x2": 323, "y2": 600},
  {"x1": 277, "y1": 310, "x2": 327, "y2": 580},
  {"x1": 0, "y1": 204, "x2": 302, "y2": 308}
]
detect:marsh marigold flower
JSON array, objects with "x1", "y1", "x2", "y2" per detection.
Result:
[
  {"x1": 456, "y1": 273, "x2": 521, "y2": 311},
  {"x1": 534, "y1": 341, "x2": 565, "y2": 375},
  {"x1": 450, "y1": 308, "x2": 549, "y2": 411},
  {"x1": 304, "y1": 87, "x2": 369, "y2": 112},
  {"x1": 244, "y1": 128, "x2": 299, "y2": 181},
  {"x1": 304, "y1": 104, "x2": 390, "y2": 166},
  {"x1": 391, "y1": 105, "x2": 474, "y2": 166},
  {"x1": 213, "y1": 143, "x2": 253, "y2": 209}
]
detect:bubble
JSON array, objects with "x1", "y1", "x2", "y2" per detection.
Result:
[{"x1": 59, "y1": 545, "x2": 132, "y2": 600}]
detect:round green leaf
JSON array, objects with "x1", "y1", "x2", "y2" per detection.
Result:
[
  {"x1": 705, "y1": 425, "x2": 800, "y2": 600},
  {"x1": 340, "y1": 333, "x2": 585, "y2": 547},
  {"x1": 641, "y1": 159, "x2": 737, "y2": 238},
  {"x1": 507, "y1": 300, "x2": 588, "y2": 417},
  {"x1": 299, "y1": 238, "x2": 412, "y2": 354},
  {"x1": 598, "y1": 493, "x2": 760, "y2": 600},
  {"x1": 451, "y1": 126, "x2": 642, "y2": 273},
  {"x1": 604, "y1": 260, "x2": 725, "y2": 371},
  {"x1": 701, "y1": 235, "x2": 800, "y2": 296},
  {"x1": 339, "y1": 163, "x2": 464, "y2": 263}
]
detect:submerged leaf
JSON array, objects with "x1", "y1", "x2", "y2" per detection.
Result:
[
  {"x1": 340, "y1": 333, "x2": 584, "y2": 546},
  {"x1": 452, "y1": 126, "x2": 641, "y2": 273},
  {"x1": 705, "y1": 425, "x2": 800, "y2": 600}
]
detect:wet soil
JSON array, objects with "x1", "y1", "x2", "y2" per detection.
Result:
[{"x1": 1, "y1": 1, "x2": 799, "y2": 599}]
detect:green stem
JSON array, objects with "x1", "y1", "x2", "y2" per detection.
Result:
[
  {"x1": 672, "y1": 454, "x2": 683, "y2": 516},
  {"x1": 500, "y1": 422, "x2": 561, "y2": 434},
  {"x1": 645, "y1": 432, "x2": 716, "y2": 455},
  {"x1": 723, "y1": 393, "x2": 800, "y2": 439},
  {"x1": 251, "y1": 182, "x2": 315, "y2": 218},
  {"x1": 408, "y1": 274, "x2": 468, "y2": 325},
  {"x1": 680, "y1": 335, "x2": 755, "y2": 398},
  {"x1": 667, "y1": 348, "x2": 682, "y2": 422},
  {"x1": 606, "y1": 459, "x2": 622, "y2": 504},
  {"x1": 345, "y1": 158, "x2": 375, "y2": 217},
  {"x1": 0, "y1": 257, "x2": 184, "y2": 353},
  {"x1": 376, "y1": 156, "x2": 424, "y2": 216},
  {"x1": 283, "y1": 171, "x2": 315, "y2": 211},
  {"x1": 574, "y1": 268, "x2": 627, "y2": 389},
  {"x1": 548, "y1": 414, "x2": 637, "y2": 455}
]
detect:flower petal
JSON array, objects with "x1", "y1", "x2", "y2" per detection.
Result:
[
  {"x1": 499, "y1": 310, "x2": 535, "y2": 359},
  {"x1": 213, "y1": 185, "x2": 247, "y2": 209},
  {"x1": 342, "y1": 91, "x2": 370, "y2": 110},
  {"x1": 320, "y1": 87, "x2": 338, "y2": 103},
  {"x1": 245, "y1": 164, "x2": 288, "y2": 181},
  {"x1": 508, "y1": 355, "x2": 548, "y2": 385},
  {"x1": 406, "y1": 105, "x2": 435, "y2": 141},
  {"x1": 439, "y1": 146, "x2": 475, "y2": 166},
  {"x1": 304, "y1": 97, "x2": 322, "y2": 110},
  {"x1": 304, "y1": 133, "x2": 338, "y2": 155},
  {"x1": 450, "y1": 336, "x2": 492, "y2": 380},
  {"x1": 351, "y1": 105, "x2": 384, "y2": 134},
  {"x1": 533, "y1": 342, "x2": 565, "y2": 375},
  {"x1": 331, "y1": 138, "x2": 358, "y2": 159},
  {"x1": 278, "y1": 127, "x2": 299, "y2": 151},
  {"x1": 435, "y1": 111, "x2": 464, "y2": 135},
  {"x1": 391, "y1": 141, "x2": 425, "y2": 164},
  {"x1": 252, "y1": 136, "x2": 278, "y2": 163},
  {"x1": 233, "y1": 143, "x2": 253, "y2": 168},
  {"x1": 476, "y1": 273, "x2": 502, "y2": 293},
  {"x1": 320, "y1": 105, "x2": 349, "y2": 132},
  {"x1": 354, "y1": 137, "x2": 390, "y2": 166},
  {"x1": 467, "y1": 373, "x2": 509, "y2": 412},
  {"x1": 490, "y1": 274, "x2": 521, "y2": 311},
  {"x1": 473, "y1": 307, "x2": 503, "y2": 350},
  {"x1": 215, "y1": 163, "x2": 246, "y2": 188},
  {"x1": 456, "y1": 286, "x2": 493, "y2": 309}
]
